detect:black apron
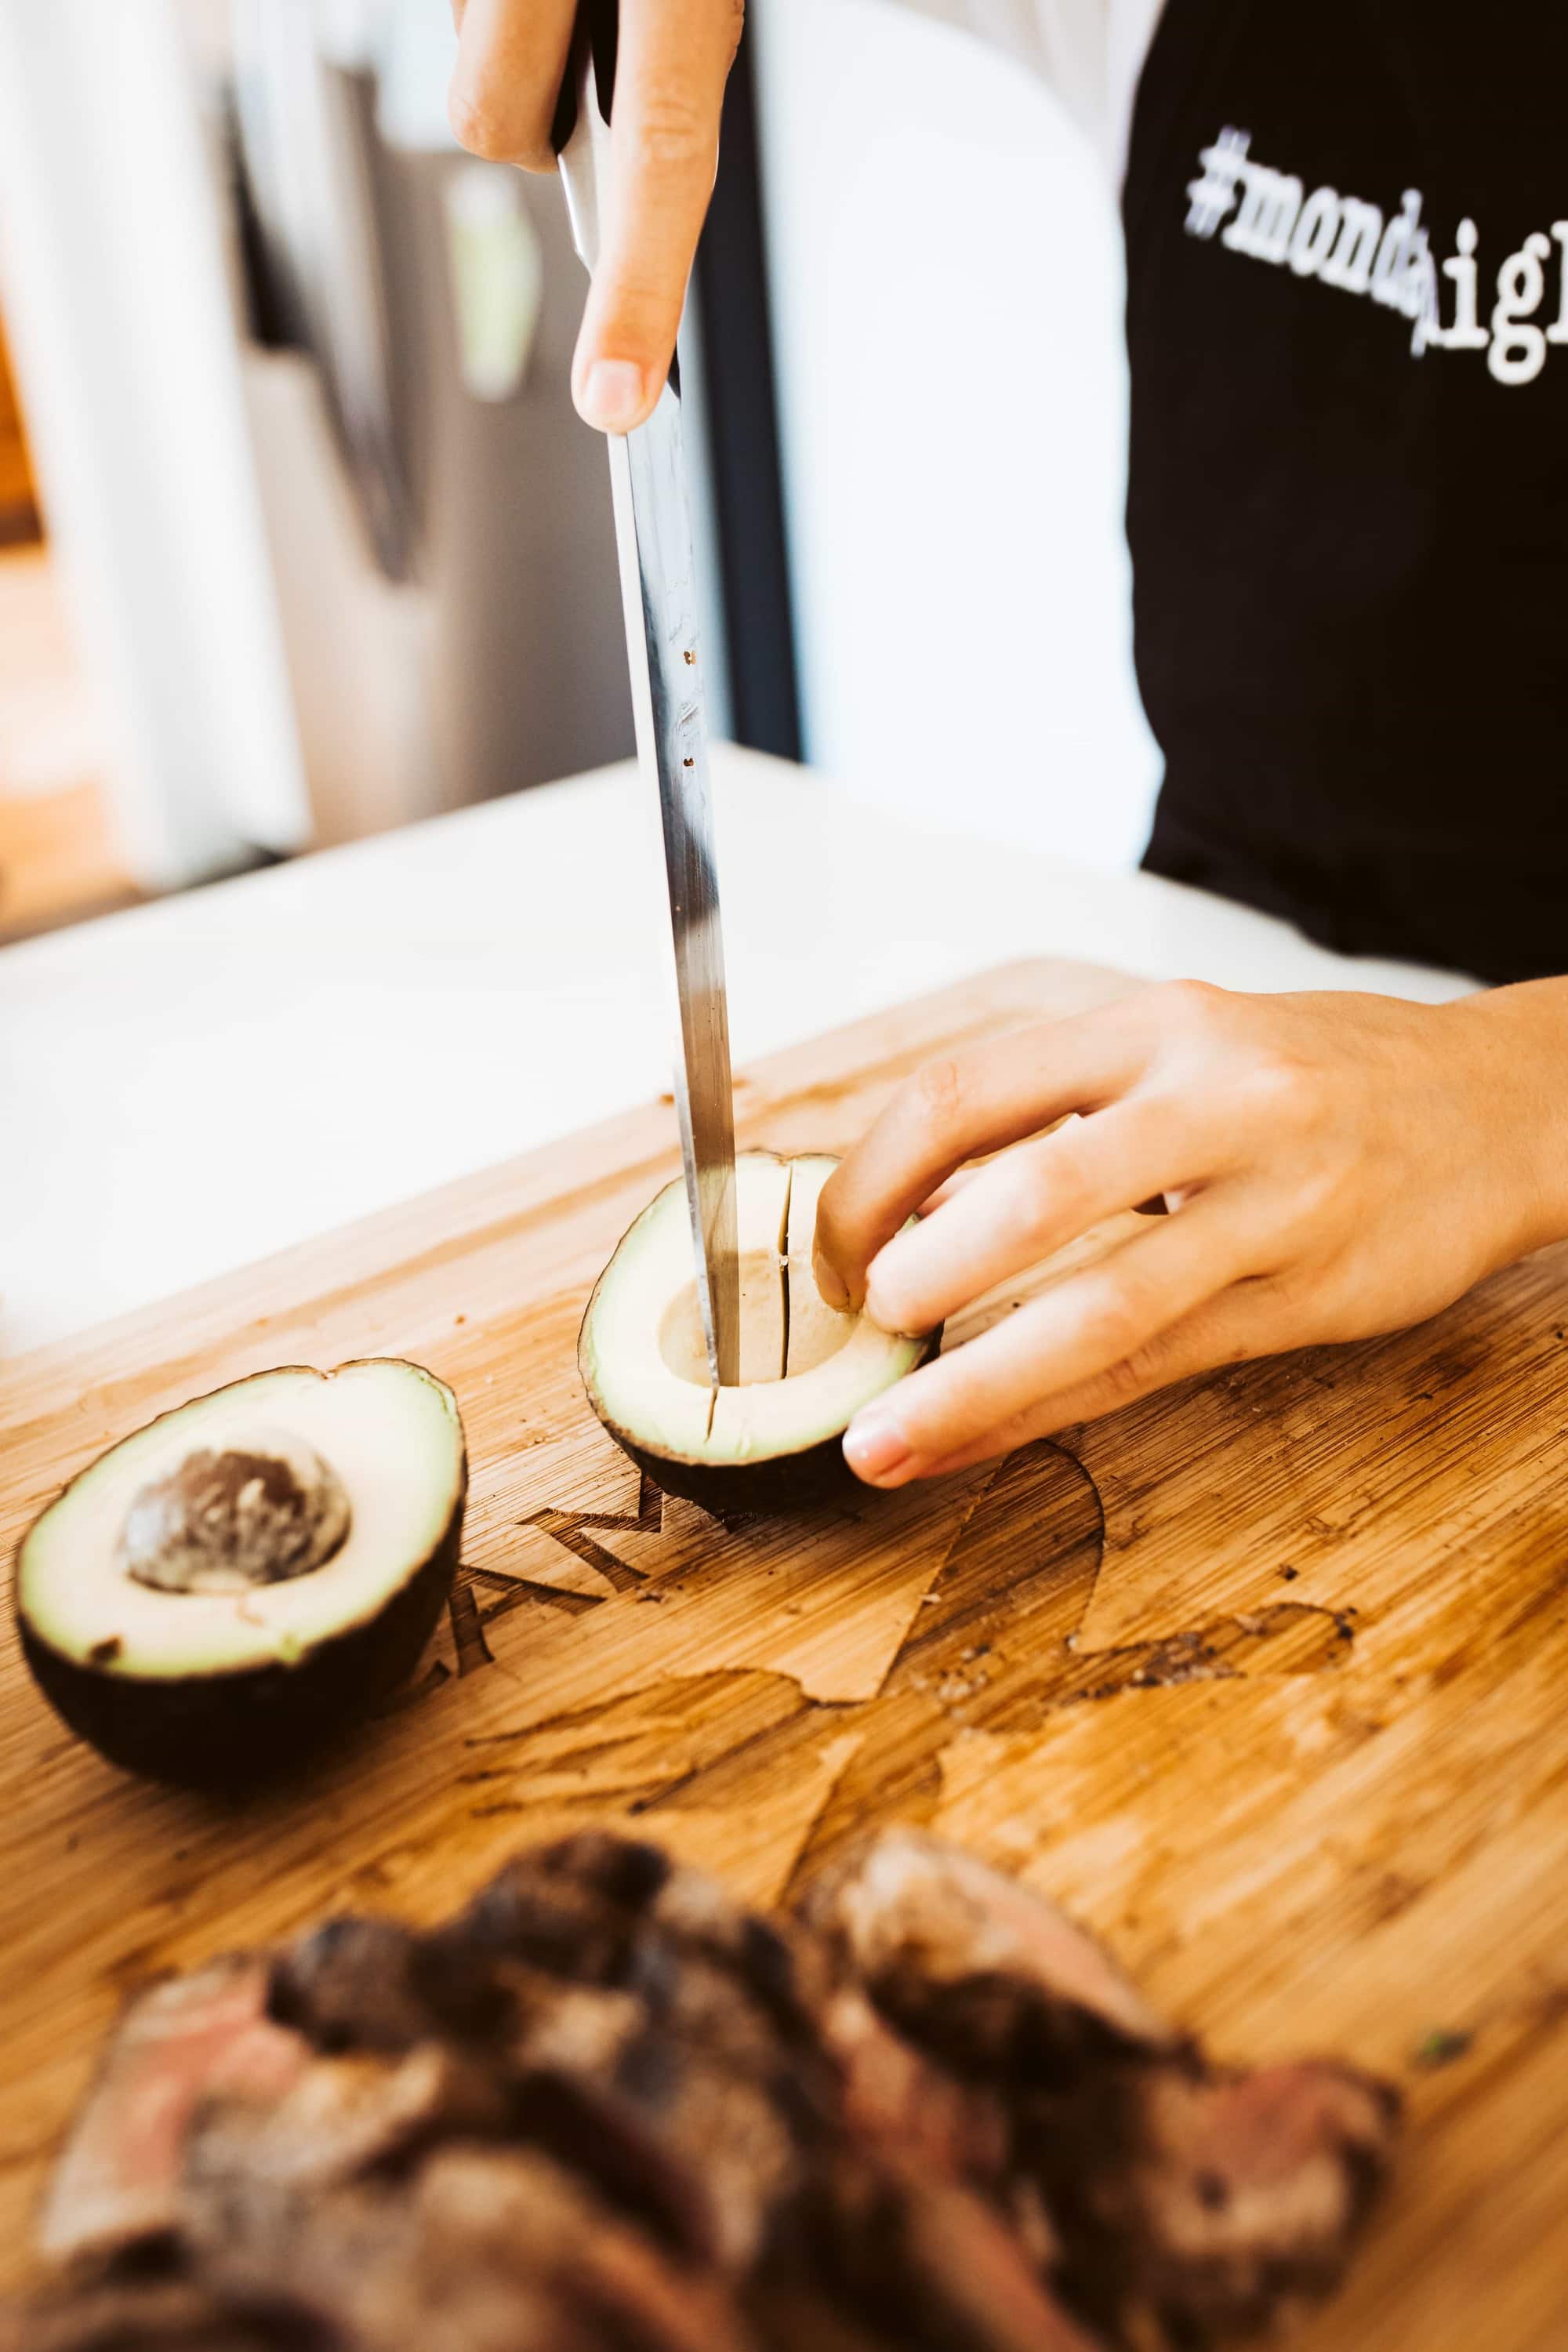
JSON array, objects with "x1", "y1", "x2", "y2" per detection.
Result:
[{"x1": 1123, "y1": 1, "x2": 1568, "y2": 982}]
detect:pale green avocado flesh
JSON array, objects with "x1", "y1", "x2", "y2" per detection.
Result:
[
  {"x1": 14, "y1": 1360, "x2": 466, "y2": 1785},
  {"x1": 580, "y1": 1154, "x2": 935, "y2": 1510}
]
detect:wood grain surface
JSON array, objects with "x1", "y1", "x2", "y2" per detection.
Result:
[{"x1": 2, "y1": 957, "x2": 1566, "y2": 2350}]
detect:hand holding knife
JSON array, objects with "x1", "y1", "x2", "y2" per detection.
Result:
[{"x1": 554, "y1": 2, "x2": 742, "y2": 1390}]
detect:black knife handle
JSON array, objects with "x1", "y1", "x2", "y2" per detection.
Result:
[{"x1": 551, "y1": 0, "x2": 619, "y2": 154}]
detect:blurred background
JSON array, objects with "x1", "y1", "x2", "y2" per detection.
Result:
[{"x1": 0, "y1": 0, "x2": 1157, "y2": 946}]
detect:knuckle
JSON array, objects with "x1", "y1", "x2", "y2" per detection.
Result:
[
  {"x1": 447, "y1": 85, "x2": 503, "y2": 158},
  {"x1": 1152, "y1": 975, "x2": 1229, "y2": 1033},
  {"x1": 990, "y1": 1154, "x2": 1051, "y2": 1240},
  {"x1": 447, "y1": 85, "x2": 536, "y2": 165},
  {"x1": 1045, "y1": 1129, "x2": 1104, "y2": 1218},
  {"x1": 1079, "y1": 1282, "x2": 1147, "y2": 1364},
  {"x1": 906, "y1": 1055, "x2": 966, "y2": 1150},
  {"x1": 1237, "y1": 1047, "x2": 1323, "y2": 1127},
  {"x1": 1092, "y1": 1347, "x2": 1156, "y2": 1406},
  {"x1": 630, "y1": 89, "x2": 716, "y2": 176},
  {"x1": 1246, "y1": 1261, "x2": 1316, "y2": 1326}
]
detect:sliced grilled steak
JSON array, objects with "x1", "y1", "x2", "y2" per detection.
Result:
[
  {"x1": 185, "y1": 2041, "x2": 511, "y2": 2192},
  {"x1": 175, "y1": 2141, "x2": 753, "y2": 2352},
  {"x1": 16, "y1": 1831, "x2": 1397, "y2": 2352},
  {"x1": 809, "y1": 1831, "x2": 1401, "y2": 2351},
  {"x1": 267, "y1": 1915, "x2": 510, "y2": 2053},
  {"x1": 8, "y1": 2278, "x2": 339, "y2": 2352},
  {"x1": 799, "y1": 2153, "x2": 1105, "y2": 2352},
  {"x1": 805, "y1": 1829, "x2": 1178, "y2": 2074},
  {"x1": 38, "y1": 1958, "x2": 307, "y2": 2267},
  {"x1": 1088, "y1": 2058, "x2": 1403, "y2": 2347}
]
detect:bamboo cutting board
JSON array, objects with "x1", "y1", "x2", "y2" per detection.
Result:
[{"x1": 2, "y1": 957, "x2": 1567, "y2": 2352}]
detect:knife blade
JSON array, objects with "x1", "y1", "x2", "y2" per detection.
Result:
[{"x1": 555, "y1": 3, "x2": 740, "y2": 1390}]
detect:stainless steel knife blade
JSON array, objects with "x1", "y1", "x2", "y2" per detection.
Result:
[{"x1": 557, "y1": 12, "x2": 740, "y2": 1389}]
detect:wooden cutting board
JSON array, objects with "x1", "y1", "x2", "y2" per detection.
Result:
[{"x1": 2, "y1": 956, "x2": 1566, "y2": 2351}]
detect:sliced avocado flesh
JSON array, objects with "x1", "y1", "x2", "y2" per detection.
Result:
[
  {"x1": 655, "y1": 1152, "x2": 793, "y2": 1394},
  {"x1": 580, "y1": 1153, "x2": 933, "y2": 1509},
  {"x1": 14, "y1": 1360, "x2": 466, "y2": 1785}
]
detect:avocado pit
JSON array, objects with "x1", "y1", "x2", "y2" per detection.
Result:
[{"x1": 118, "y1": 1430, "x2": 351, "y2": 1597}]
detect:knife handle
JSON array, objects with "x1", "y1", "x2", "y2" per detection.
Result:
[{"x1": 551, "y1": 0, "x2": 619, "y2": 157}]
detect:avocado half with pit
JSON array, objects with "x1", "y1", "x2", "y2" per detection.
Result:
[
  {"x1": 579, "y1": 1152, "x2": 938, "y2": 1513},
  {"x1": 14, "y1": 1359, "x2": 465, "y2": 1788}
]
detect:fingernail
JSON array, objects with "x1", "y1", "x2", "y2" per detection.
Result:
[
  {"x1": 843, "y1": 1411, "x2": 913, "y2": 1485},
  {"x1": 581, "y1": 358, "x2": 647, "y2": 431}
]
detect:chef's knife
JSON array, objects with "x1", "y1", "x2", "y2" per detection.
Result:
[{"x1": 555, "y1": 3, "x2": 740, "y2": 1391}]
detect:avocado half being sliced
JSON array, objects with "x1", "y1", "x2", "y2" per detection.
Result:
[
  {"x1": 15, "y1": 1360, "x2": 465, "y2": 1788},
  {"x1": 579, "y1": 1153, "x2": 938, "y2": 1513}
]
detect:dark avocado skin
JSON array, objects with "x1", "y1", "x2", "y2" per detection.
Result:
[
  {"x1": 16, "y1": 1366, "x2": 466, "y2": 1791},
  {"x1": 593, "y1": 1329, "x2": 942, "y2": 1519},
  {"x1": 17, "y1": 1495, "x2": 462, "y2": 1790},
  {"x1": 608, "y1": 1429, "x2": 858, "y2": 1517}
]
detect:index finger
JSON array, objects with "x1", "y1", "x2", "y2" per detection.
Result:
[
  {"x1": 573, "y1": 0, "x2": 744, "y2": 430},
  {"x1": 843, "y1": 1196, "x2": 1250, "y2": 1486},
  {"x1": 814, "y1": 1004, "x2": 1152, "y2": 1312}
]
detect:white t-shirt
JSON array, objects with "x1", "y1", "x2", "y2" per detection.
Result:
[{"x1": 891, "y1": 0, "x2": 1166, "y2": 176}]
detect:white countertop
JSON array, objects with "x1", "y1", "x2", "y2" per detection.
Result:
[{"x1": 1, "y1": 746, "x2": 1468, "y2": 1359}]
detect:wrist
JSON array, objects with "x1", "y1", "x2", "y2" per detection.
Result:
[{"x1": 1443, "y1": 980, "x2": 1568, "y2": 1260}]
